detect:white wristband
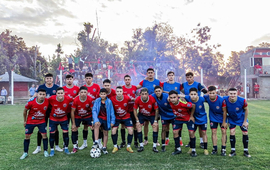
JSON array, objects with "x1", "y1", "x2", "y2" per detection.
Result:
[
  {"x1": 154, "y1": 120, "x2": 157, "y2": 123},
  {"x1": 136, "y1": 120, "x2": 139, "y2": 123}
]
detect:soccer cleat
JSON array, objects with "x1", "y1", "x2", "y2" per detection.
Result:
[
  {"x1": 55, "y1": 146, "x2": 63, "y2": 152},
  {"x1": 120, "y1": 142, "x2": 126, "y2": 148},
  {"x1": 200, "y1": 143, "x2": 204, "y2": 149},
  {"x1": 32, "y1": 147, "x2": 41, "y2": 154},
  {"x1": 64, "y1": 149, "x2": 70, "y2": 155},
  {"x1": 137, "y1": 146, "x2": 144, "y2": 152},
  {"x1": 180, "y1": 140, "x2": 183, "y2": 146},
  {"x1": 243, "y1": 151, "x2": 251, "y2": 158},
  {"x1": 157, "y1": 142, "x2": 160, "y2": 147},
  {"x1": 79, "y1": 143, "x2": 87, "y2": 150},
  {"x1": 143, "y1": 140, "x2": 148, "y2": 146},
  {"x1": 126, "y1": 147, "x2": 134, "y2": 153},
  {"x1": 71, "y1": 148, "x2": 78, "y2": 154},
  {"x1": 44, "y1": 151, "x2": 49, "y2": 157},
  {"x1": 221, "y1": 149, "x2": 226, "y2": 156},
  {"x1": 112, "y1": 147, "x2": 118, "y2": 153},
  {"x1": 191, "y1": 151, "x2": 197, "y2": 157},
  {"x1": 161, "y1": 146, "x2": 166, "y2": 152},
  {"x1": 20, "y1": 152, "x2": 28, "y2": 160},
  {"x1": 98, "y1": 143, "x2": 103, "y2": 149},
  {"x1": 204, "y1": 149, "x2": 209, "y2": 155},
  {"x1": 49, "y1": 150, "x2": 55, "y2": 157},
  {"x1": 165, "y1": 139, "x2": 170, "y2": 146},
  {"x1": 185, "y1": 143, "x2": 190, "y2": 148},
  {"x1": 92, "y1": 143, "x2": 98, "y2": 149},
  {"x1": 187, "y1": 148, "x2": 192, "y2": 154},
  {"x1": 152, "y1": 147, "x2": 159, "y2": 153},
  {"x1": 134, "y1": 142, "x2": 139, "y2": 148},
  {"x1": 102, "y1": 147, "x2": 108, "y2": 154},
  {"x1": 211, "y1": 150, "x2": 218, "y2": 155},
  {"x1": 172, "y1": 149, "x2": 182, "y2": 155},
  {"x1": 229, "y1": 151, "x2": 236, "y2": 157}
]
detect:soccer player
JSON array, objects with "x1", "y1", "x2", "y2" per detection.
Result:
[
  {"x1": 181, "y1": 72, "x2": 207, "y2": 148},
  {"x1": 79, "y1": 73, "x2": 100, "y2": 150},
  {"x1": 33, "y1": 73, "x2": 62, "y2": 154},
  {"x1": 162, "y1": 71, "x2": 183, "y2": 146},
  {"x1": 111, "y1": 86, "x2": 134, "y2": 153},
  {"x1": 122, "y1": 75, "x2": 138, "y2": 147},
  {"x1": 48, "y1": 87, "x2": 73, "y2": 156},
  {"x1": 20, "y1": 89, "x2": 49, "y2": 159},
  {"x1": 204, "y1": 86, "x2": 227, "y2": 156},
  {"x1": 183, "y1": 88, "x2": 209, "y2": 155},
  {"x1": 168, "y1": 90, "x2": 196, "y2": 156},
  {"x1": 92, "y1": 88, "x2": 116, "y2": 154},
  {"x1": 70, "y1": 86, "x2": 94, "y2": 153},
  {"x1": 152, "y1": 86, "x2": 175, "y2": 152},
  {"x1": 136, "y1": 68, "x2": 162, "y2": 146},
  {"x1": 223, "y1": 88, "x2": 251, "y2": 157},
  {"x1": 103, "y1": 79, "x2": 116, "y2": 99},
  {"x1": 133, "y1": 88, "x2": 159, "y2": 153}
]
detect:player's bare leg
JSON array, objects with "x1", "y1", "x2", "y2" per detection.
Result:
[
  {"x1": 102, "y1": 130, "x2": 109, "y2": 154},
  {"x1": 120, "y1": 123, "x2": 126, "y2": 148},
  {"x1": 143, "y1": 121, "x2": 149, "y2": 145},
  {"x1": 221, "y1": 127, "x2": 227, "y2": 156},
  {"x1": 92, "y1": 122, "x2": 100, "y2": 149},
  {"x1": 126, "y1": 126, "x2": 134, "y2": 153},
  {"x1": 199, "y1": 127, "x2": 204, "y2": 149},
  {"x1": 111, "y1": 127, "x2": 119, "y2": 153}
]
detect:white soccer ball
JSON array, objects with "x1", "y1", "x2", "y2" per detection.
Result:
[{"x1": 90, "y1": 148, "x2": 101, "y2": 158}]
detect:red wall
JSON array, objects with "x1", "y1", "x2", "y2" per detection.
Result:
[{"x1": 0, "y1": 82, "x2": 28, "y2": 98}]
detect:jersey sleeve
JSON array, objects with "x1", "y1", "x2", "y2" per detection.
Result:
[
  {"x1": 243, "y1": 99, "x2": 248, "y2": 108},
  {"x1": 183, "y1": 102, "x2": 193, "y2": 108},
  {"x1": 222, "y1": 100, "x2": 226, "y2": 107},
  {"x1": 198, "y1": 83, "x2": 205, "y2": 91},
  {"x1": 25, "y1": 101, "x2": 32, "y2": 110},
  {"x1": 139, "y1": 80, "x2": 143, "y2": 86},
  {"x1": 153, "y1": 101, "x2": 158, "y2": 110},
  {"x1": 180, "y1": 83, "x2": 184, "y2": 90},
  {"x1": 160, "y1": 82, "x2": 164, "y2": 87}
]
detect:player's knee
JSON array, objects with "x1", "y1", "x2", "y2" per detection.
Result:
[
  {"x1": 25, "y1": 134, "x2": 31, "y2": 139},
  {"x1": 242, "y1": 131, "x2": 248, "y2": 135},
  {"x1": 221, "y1": 129, "x2": 226, "y2": 135},
  {"x1": 173, "y1": 130, "x2": 178, "y2": 137},
  {"x1": 189, "y1": 131, "x2": 195, "y2": 138},
  {"x1": 230, "y1": 130, "x2": 235, "y2": 135},
  {"x1": 41, "y1": 134, "x2": 47, "y2": 139},
  {"x1": 212, "y1": 129, "x2": 217, "y2": 134},
  {"x1": 103, "y1": 131, "x2": 108, "y2": 136}
]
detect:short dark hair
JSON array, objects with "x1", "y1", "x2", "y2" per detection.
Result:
[
  {"x1": 124, "y1": 75, "x2": 131, "y2": 79},
  {"x1": 99, "y1": 88, "x2": 108, "y2": 94},
  {"x1": 189, "y1": 87, "x2": 198, "y2": 93},
  {"x1": 79, "y1": 86, "x2": 88, "y2": 91},
  {"x1": 85, "y1": 73, "x2": 93, "y2": 78},
  {"x1": 208, "y1": 85, "x2": 216, "y2": 92},
  {"x1": 169, "y1": 90, "x2": 178, "y2": 96},
  {"x1": 116, "y1": 86, "x2": 123, "y2": 90},
  {"x1": 66, "y1": 74, "x2": 73, "y2": 79},
  {"x1": 103, "y1": 79, "x2": 111, "y2": 84},
  {"x1": 185, "y1": 72, "x2": 194, "y2": 77},
  {"x1": 229, "y1": 87, "x2": 237, "y2": 91},
  {"x1": 56, "y1": 87, "x2": 64, "y2": 92},
  {"x1": 45, "y1": 73, "x2": 53, "y2": 77},
  {"x1": 147, "y1": 68, "x2": 154, "y2": 72},
  {"x1": 167, "y1": 71, "x2": 174, "y2": 76},
  {"x1": 37, "y1": 88, "x2": 46, "y2": 93},
  {"x1": 140, "y1": 88, "x2": 148, "y2": 94},
  {"x1": 154, "y1": 85, "x2": 162, "y2": 91}
]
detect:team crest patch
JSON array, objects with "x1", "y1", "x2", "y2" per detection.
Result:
[
  {"x1": 236, "y1": 107, "x2": 239, "y2": 111},
  {"x1": 86, "y1": 104, "x2": 89, "y2": 108},
  {"x1": 73, "y1": 90, "x2": 77, "y2": 94},
  {"x1": 63, "y1": 104, "x2": 67, "y2": 107},
  {"x1": 216, "y1": 106, "x2": 220, "y2": 109},
  {"x1": 175, "y1": 87, "x2": 177, "y2": 90},
  {"x1": 161, "y1": 120, "x2": 164, "y2": 124},
  {"x1": 148, "y1": 105, "x2": 152, "y2": 108},
  {"x1": 44, "y1": 106, "x2": 47, "y2": 110},
  {"x1": 53, "y1": 90, "x2": 56, "y2": 94},
  {"x1": 49, "y1": 127, "x2": 51, "y2": 131},
  {"x1": 173, "y1": 124, "x2": 176, "y2": 128},
  {"x1": 153, "y1": 85, "x2": 156, "y2": 87},
  {"x1": 187, "y1": 103, "x2": 191, "y2": 107},
  {"x1": 199, "y1": 105, "x2": 202, "y2": 109},
  {"x1": 132, "y1": 90, "x2": 135, "y2": 94},
  {"x1": 124, "y1": 103, "x2": 127, "y2": 107},
  {"x1": 164, "y1": 103, "x2": 167, "y2": 106},
  {"x1": 93, "y1": 88, "x2": 96, "y2": 92},
  {"x1": 25, "y1": 129, "x2": 28, "y2": 133},
  {"x1": 210, "y1": 122, "x2": 213, "y2": 127}
]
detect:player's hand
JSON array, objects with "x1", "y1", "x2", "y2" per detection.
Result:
[
  {"x1": 72, "y1": 124, "x2": 76, "y2": 131},
  {"x1": 111, "y1": 123, "x2": 114, "y2": 128},
  {"x1": 189, "y1": 116, "x2": 195, "y2": 123},
  {"x1": 152, "y1": 122, "x2": 158, "y2": 128},
  {"x1": 24, "y1": 121, "x2": 26, "y2": 127},
  {"x1": 221, "y1": 122, "x2": 227, "y2": 129},
  {"x1": 242, "y1": 122, "x2": 249, "y2": 129}
]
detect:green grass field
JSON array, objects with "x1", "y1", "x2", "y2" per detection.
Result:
[{"x1": 0, "y1": 100, "x2": 270, "y2": 170}]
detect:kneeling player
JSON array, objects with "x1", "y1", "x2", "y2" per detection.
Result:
[
  {"x1": 223, "y1": 88, "x2": 251, "y2": 157},
  {"x1": 133, "y1": 88, "x2": 159, "y2": 153},
  {"x1": 111, "y1": 86, "x2": 134, "y2": 153},
  {"x1": 48, "y1": 87, "x2": 73, "y2": 156},
  {"x1": 71, "y1": 86, "x2": 94, "y2": 153},
  {"x1": 169, "y1": 90, "x2": 196, "y2": 156},
  {"x1": 20, "y1": 89, "x2": 49, "y2": 159},
  {"x1": 92, "y1": 88, "x2": 116, "y2": 154}
]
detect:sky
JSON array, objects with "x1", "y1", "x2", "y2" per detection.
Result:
[{"x1": 1, "y1": 0, "x2": 270, "y2": 60}]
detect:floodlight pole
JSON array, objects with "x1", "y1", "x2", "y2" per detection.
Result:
[
  {"x1": 60, "y1": 70, "x2": 63, "y2": 87},
  {"x1": 201, "y1": 69, "x2": 203, "y2": 85},
  {"x1": 108, "y1": 69, "x2": 110, "y2": 79},
  {"x1": 155, "y1": 69, "x2": 158, "y2": 79},
  {"x1": 11, "y1": 70, "x2": 14, "y2": 105},
  {"x1": 244, "y1": 69, "x2": 247, "y2": 99}
]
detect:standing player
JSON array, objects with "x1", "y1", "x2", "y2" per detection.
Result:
[
  {"x1": 133, "y1": 88, "x2": 159, "y2": 153},
  {"x1": 70, "y1": 86, "x2": 94, "y2": 153},
  {"x1": 48, "y1": 87, "x2": 73, "y2": 156},
  {"x1": 122, "y1": 75, "x2": 138, "y2": 147},
  {"x1": 136, "y1": 68, "x2": 162, "y2": 145},
  {"x1": 33, "y1": 73, "x2": 62, "y2": 154},
  {"x1": 168, "y1": 90, "x2": 196, "y2": 156},
  {"x1": 152, "y1": 86, "x2": 175, "y2": 152},
  {"x1": 92, "y1": 88, "x2": 115, "y2": 154},
  {"x1": 20, "y1": 89, "x2": 49, "y2": 159},
  {"x1": 204, "y1": 86, "x2": 227, "y2": 156},
  {"x1": 110, "y1": 86, "x2": 134, "y2": 153},
  {"x1": 223, "y1": 88, "x2": 251, "y2": 157},
  {"x1": 182, "y1": 88, "x2": 209, "y2": 155},
  {"x1": 103, "y1": 79, "x2": 116, "y2": 99},
  {"x1": 162, "y1": 71, "x2": 183, "y2": 146},
  {"x1": 79, "y1": 73, "x2": 100, "y2": 150}
]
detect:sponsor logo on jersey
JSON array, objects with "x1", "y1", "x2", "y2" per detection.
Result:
[
  {"x1": 63, "y1": 104, "x2": 67, "y2": 107},
  {"x1": 236, "y1": 107, "x2": 239, "y2": 111},
  {"x1": 216, "y1": 106, "x2": 220, "y2": 109}
]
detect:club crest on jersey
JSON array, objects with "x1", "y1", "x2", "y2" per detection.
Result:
[
  {"x1": 44, "y1": 106, "x2": 47, "y2": 110},
  {"x1": 124, "y1": 103, "x2": 127, "y2": 107},
  {"x1": 132, "y1": 90, "x2": 135, "y2": 94},
  {"x1": 148, "y1": 105, "x2": 152, "y2": 108},
  {"x1": 216, "y1": 106, "x2": 220, "y2": 109},
  {"x1": 73, "y1": 90, "x2": 77, "y2": 94},
  {"x1": 175, "y1": 87, "x2": 177, "y2": 90},
  {"x1": 236, "y1": 107, "x2": 239, "y2": 111},
  {"x1": 53, "y1": 90, "x2": 56, "y2": 94},
  {"x1": 63, "y1": 104, "x2": 67, "y2": 107},
  {"x1": 86, "y1": 104, "x2": 89, "y2": 108},
  {"x1": 153, "y1": 85, "x2": 156, "y2": 87},
  {"x1": 93, "y1": 88, "x2": 96, "y2": 92},
  {"x1": 187, "y1": 103, "x2": 191, "y2": 107},
  {"x1": 164, "y1": 103, "x2": 167, "y2": 106},
  {"x1": 199, "y1": 105, "x2": 202, "y2": 109}
]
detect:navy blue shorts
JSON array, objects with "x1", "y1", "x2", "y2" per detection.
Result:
[
  {"x1": 49, "y1": 119, "x2": 69, "y2": 133},
  {"x1": 161, "y1": 119, "x2": 174, "y2": 126},
  {"x1": 113, "y1": 118, "x2": 133, "y2": 128},
  {"x1": 229, "y1": 124, "x2": 248, "y2": 132},
  {"x1": 75, "y1": 117, "x2": 93, "y2": 127},
  {"x1": 210, "y1": 121, "x2": 225, "y2": 129},
  {"x1": 99, "y1": 118, "x2": 109, "y2": 131},
  {"x1": 138, "y1": 114, "x2": 155, "y2": 125},
  {"x1": 194, "y1": 123, "x2": 208, "y2": 132},
  {"x1": 25, "y1": 123, "x2": 47, "y2": 135},
  {"x1": 173, "y1": 120, "x2": 195, "y2": 131},
  {"x1": 129, "y1": 111, "x2": 136, "y2": 125}
]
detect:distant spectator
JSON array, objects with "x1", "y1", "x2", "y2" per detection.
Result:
[
  {"x1": 1, "y1": 87, "x2": 7, "y2": 104},
  {"x1": 246, "y1": 83, "x2": 250, "y2": 98},
  {"x1": 72, "y1": 54, "x2": 80, "y2": 67},
  {"x1": 254, "y1": 63, "x2": 262, "y2": 74},
  {"x1": 68, "y1": 55, "x2": 73, "y2": 70},
  {"x1": 88, "y1": 64, "x2": 93, "y2": 73},
  {"x1": 236, "y1": 82, "x2": 242, "y2": 95},
  {"x1": 79, "y1": 57, "x2": 84, "y2": 70},
  {"x1": 220, "y1": 87, "x2": 225, "y2": 96},
  {"x1": 29, "y1": 84, "x2": 36, "y2": 97},
  {"x1": 264, "y1": 71, "x2": 268, "y2": 74},
  {"x1": 254, "y1": 82, "x2": 260, "y2": 98},
  {"x1": 74, "y1": 66, "x2": 80, "y2": 78},
  {"x1": 98, "y1": 58, "x2": 101, "y2": 70},
  {"x1": 73, "y1": 78, "x2": 78, "y2": 86},
  {"x1": 35, "y1": 85, "x2": 39, "y2": 91}
]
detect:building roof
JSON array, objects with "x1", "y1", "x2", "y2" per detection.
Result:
[{"x1": 0, "y1": 72, "x2": 38, "y2": 82}]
